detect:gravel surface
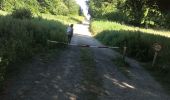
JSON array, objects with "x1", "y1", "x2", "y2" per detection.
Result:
[{"x1": 1, "y1": 21, "x2": 170, "y2": 100}]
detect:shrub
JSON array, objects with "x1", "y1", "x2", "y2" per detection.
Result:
[
  {"x1": 11, "y1": 8, "x2": 33, "y2": 19},
  {"x1": 105, "y1": 11, "x2": 129, "y2": 24},
  {"x1": 91, "y1": 20, "x2": 170, "y2": 63},
  {"x1": 0, "y1": 15, "x2": 67, "y2": 90}
]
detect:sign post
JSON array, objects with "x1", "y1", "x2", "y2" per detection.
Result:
[{"x1": 152, "y1": 43, "x2": 162, "y2": 67}]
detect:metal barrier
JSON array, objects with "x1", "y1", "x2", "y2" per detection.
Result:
[{"x1": 48, "y1": 40, "x2": 127, "y2": 61}]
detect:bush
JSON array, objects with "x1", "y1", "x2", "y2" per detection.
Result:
[
  {"x1": 11, "y1": 8, "x2": 33, "y2": 19},
  {"x1": 0, "y1": 0, "x2": 79, "y2": 16},
  {"x1": 0, "y1": 15, "x2": 67, "y2": 90},
  {"x1": 91, "y1": 20, "x2": 170, "y2": 63},
  {"x1": 105, "y1": 11, "x2": 129, "y2": 24}
]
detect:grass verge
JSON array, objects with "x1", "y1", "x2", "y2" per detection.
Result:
[
  {"x1": 80, "y1": 48, "x2": 103, "y2": 100},
  {"x1": 0, "y1": 12, "x2": 83, "y2": 92},
  {"x1": 90, "y1": 19, "x2": 170, "y2": 95}
]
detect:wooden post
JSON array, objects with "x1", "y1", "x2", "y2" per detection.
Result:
[
  {"x1": 152, "y1": 52, "x2": 158, "y2": 67},
  {"x1": 152, "y1": 43, "x2": 162, "y2": 67}
]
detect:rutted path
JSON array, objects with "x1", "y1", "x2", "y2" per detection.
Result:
[{"x1": 1, "y1": 21, "x2": 170, "y2": 100}]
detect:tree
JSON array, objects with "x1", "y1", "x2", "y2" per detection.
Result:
[{"x1": 0, "y1": 0, "x2": 79, "y2": 15}]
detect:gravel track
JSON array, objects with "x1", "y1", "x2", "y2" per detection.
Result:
[{"x1": 1, "y1": 21, "x2": 170, "y2": 100}]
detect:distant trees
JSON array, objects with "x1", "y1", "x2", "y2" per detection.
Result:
[
  {"x1": 0, "y1": 0, "x2": 79, "y2": 15},
  {"x1": 89, "y1": 0, "x2": 170, "y2": 28},
  {"x1": 89, "y1": 0, "x2": 118, "y2": 18}
]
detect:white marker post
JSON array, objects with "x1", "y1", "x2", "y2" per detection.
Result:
[{"x1": 152, "y1": 43, "x2": 162, "y2": 67}]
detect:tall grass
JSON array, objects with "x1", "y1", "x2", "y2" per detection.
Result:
[
  {"x1": 90, "y1": 20, "x2": 170, "y2": 93},
  {"x1": 90, "y1": 20, "x2": 170, "y2": 37},
  {"x1": 90, "y1": 20, "x2": 170, "y2": 62},
  {"x1": 0, "y1": 15, "x2": 68, "y2": 90},
  {"x1": 0, "y1": 7, "x2": 84, "y2": 90}
]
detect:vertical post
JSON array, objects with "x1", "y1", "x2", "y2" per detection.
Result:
[
  {"x1": 123, "y1": 46, "x2": 127, "y2": 62},
  {"x1": 152, "y1": 52, "x2": 158, "y2": 67},
  {"x1": 152, "y1": 43, "x2": 162, "y2": 67}
]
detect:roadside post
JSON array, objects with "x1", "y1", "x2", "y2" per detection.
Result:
[{"x1": 152, "y1": 43, "x2": 162, "y2": 67}]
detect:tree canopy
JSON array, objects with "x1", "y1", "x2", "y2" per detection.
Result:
[
  {"x1": 89, "y1": 0, "x2": 170, "y2": 28},
  {"x1": 0, "y1": 0, "x2": 79, "y2": 15}
]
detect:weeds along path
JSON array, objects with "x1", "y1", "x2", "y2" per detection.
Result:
[{"x1": 2, "y1": 21, "x2": 170, "y2": 100}]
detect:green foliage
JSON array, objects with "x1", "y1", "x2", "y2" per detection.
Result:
[
  {"x1": 0, "y1": 0, "x2": 40, "y2": 14},
  {"x1": 89, "y1": 0, "x2": 119, "y2": 18},
  {"x1": 64, "y1": 0, "x2": 79, "y2": 15},
  {"x1": 105, "y1": 10, "x2": 129, "y2": 23},
  {"x1": 89, "y1": 0, "x2": 170, "y2": 28},
  {"x1": 92, "y1": 20, "x2": 170, "y2": 91},
  {"x1": 51, "y1": 2, "x2": 69, "y2": 15},
  {"x1": 0, "y1": 15, "x2": 67, "y2": 89},
  {"x1": 89, "y1": 0, "x2": 127, "y2": 20},
  {"x1": 0, "y1": 0, "x2": 79, "y2": 15},
  {"x1": 11, "y1": 8, "x2": 32, "y2": 19},
  {"x1": 164, "y1": 13, "x2": 170, "y2": 28},
  {"x1": 90, "y1": 20, "x2": 170, "y2": 64}
]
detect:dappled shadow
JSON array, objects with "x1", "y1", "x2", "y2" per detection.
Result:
[
  {"x1": 69, "y1": 29, "x2": 170, "y2": 99},
  {"x1": 103, "y1": 73, "x2": 166, "y2": 99},
  {"x1": 1, "y1": 21, "x2": 170, "y2": 100},
  {"x1": 104, "y1": 74, "x2": 135, "y2": 89},
  {"x1": 94, "y1": 29, "x2": 170, "y2": 98}
]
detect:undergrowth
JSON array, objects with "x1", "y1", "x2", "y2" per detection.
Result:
[{"x1": 0, "y1": 12, "x2": 68, "y2": 90}]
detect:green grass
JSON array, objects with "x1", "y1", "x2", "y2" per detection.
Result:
[
  {"x1": 0, "y1": 10, "x2": 84, "y2": 91},
  {"x1": 90, "y1": 20, "x2": 170, "y2": 37},
  {"x1": 90, "y1": 19, "x2": 170, "y2": 94},
  {"x1": 0, "y1": 15, "x2": 66, "y2": 90},
  {"x1": 90, "y1": 20, "x2": 170, "y2": 62},
  {"x1": 80, "y1": 48, "x2": 103, "y2": 100}
]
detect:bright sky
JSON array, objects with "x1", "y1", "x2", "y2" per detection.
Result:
[{"x1": 75, "y1": 0, "x2": 90, "y2": 20}]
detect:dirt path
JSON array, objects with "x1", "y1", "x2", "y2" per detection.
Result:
[{"x1": 1, "y1": 21, "x2": 170, "y2": 100}]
